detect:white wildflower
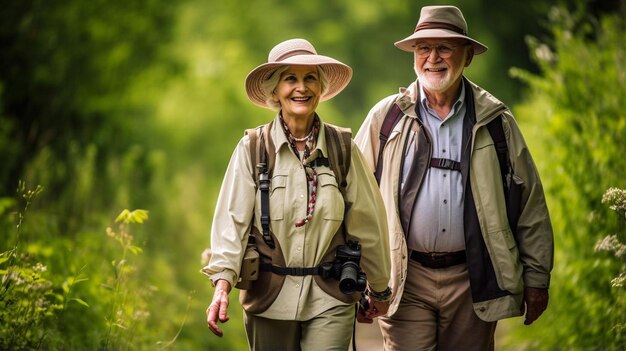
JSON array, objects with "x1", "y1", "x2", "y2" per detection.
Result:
[
  {"x1": 33, "y1": 263, "x2": 47, "y2": 273},
  {"x1": 595, "y1": 235, "x2": 619, "y2": 252},
  {"x1": 611, "y1": 272, "x2": 626, "y2": 288},
  {"x1": 602, "y1": 187, "x2": 626, "y2": 217}
]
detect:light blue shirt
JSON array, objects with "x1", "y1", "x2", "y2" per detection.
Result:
[{"x1": 402, "y1": 83, "x2": 466, "y2": 253}]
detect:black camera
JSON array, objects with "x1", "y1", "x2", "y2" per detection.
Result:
[{"x1": 320, "y1": 240, "x2": 367, "y2": 295}]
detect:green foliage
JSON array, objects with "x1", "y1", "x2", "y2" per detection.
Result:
[
  {"x1": 500, "y1": 5, "x2": 626, "y2": 350},
  {"x1": 4, "y1": 0, "x2": 623, "y2": 349},
  {"x1": 0, "y1": 255, "x2": 61, "y2": 349},
  {"x1": 592, "y1": 187, "x2": 626, "y2": 346},
  {"x1": 0, "y1": 182, "x2": 182, "y2": 349},
  {"x1": 0, "y1": 184, "x2": 71, "y2": 349}
]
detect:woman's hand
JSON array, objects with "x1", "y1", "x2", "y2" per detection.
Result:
[
  {"x1": 357, "y1": 295, "x2": 390, "y2": 323},
  {"x1": 206, "y1": 279, "x2": 232, "y2": 337}
]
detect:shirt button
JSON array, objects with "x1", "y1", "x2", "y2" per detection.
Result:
[
  {"x1": 297, "y1": 247, "x2": 302, "y2": 251},
  {"x1": 442, "y1": 149, "x2": 446, "y2": 153},
  {"x1": 300, "y1": 194, "x2": 305, "y2": 198},
  {"x1": 442, "y1": 228, "x2": 446, "y2": 232},
  {"x1": 295, "y1": 284, "x2": 300, "y2": 288},
  {"x1": 443, "y1": 199, "x2": 447, "y2": 204},
  {"x1": 443, "y1": 174, "x2": 447, "y2": 178}
]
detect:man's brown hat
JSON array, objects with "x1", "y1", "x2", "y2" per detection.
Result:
[{"x1": 395, "y1": 5, "x2": 488, "y2": 54}]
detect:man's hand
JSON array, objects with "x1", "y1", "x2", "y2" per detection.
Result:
[
  {"x1": 521, "y1": 287, "x2": 548, "y2": 325},
  {"x1": 206, "y1": 279, "x2": 231, "y2": 337},
  {"x1": 357, "y1": 296, "x2": 390, "y2": 324}
]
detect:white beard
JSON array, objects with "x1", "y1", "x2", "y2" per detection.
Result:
[{"x1": 416, "y1": 66, "x2": 463, "y2": 93}]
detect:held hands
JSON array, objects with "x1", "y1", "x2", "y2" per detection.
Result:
[
  {"x1": 206, "y1": 279, "x2": 232, "y2": 337},
  {"x1": 357, "y1": 295, "x2": 390, "y2": 324},
  {"x1": 520, "y1": 287, "x2": 549, "y2": 325}
]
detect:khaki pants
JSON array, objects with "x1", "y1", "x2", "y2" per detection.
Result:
[
  {"x1": 378, "y1": 260, "x2": 496, "y2": 351},
  {"x1": 244, "y1": 304, "x2": 355, "y2": 351}
]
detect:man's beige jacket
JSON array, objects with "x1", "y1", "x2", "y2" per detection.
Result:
[{"x1": 355, "y1": 78, "x2": 553, "y2": 321}]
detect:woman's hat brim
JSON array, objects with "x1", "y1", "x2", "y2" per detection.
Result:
[{"x1": 245, "y1": 55, "x2": 352, "y2": 109}]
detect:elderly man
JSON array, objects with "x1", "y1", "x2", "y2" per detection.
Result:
[{"x1": 355, "y1": 5, "x2": 554, "y2": 351}]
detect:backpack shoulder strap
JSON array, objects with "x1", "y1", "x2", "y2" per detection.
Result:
[
  {"x1": 486, "y1": 115, "x2": 522, "y2": 234},
  {"x1": 485, "y1": 115, "x2": 509, "y2": 189},
  {"x1": 375, "y1": 102, "x2": 403, "y2": 184},
  {"x1": 245, "y1": 127, "x2": 260, "y2": 185},
  {"x1": 323, "y1": 123, "x2": 352, "y2": 194},
  {"x1": 245, "y1": 120, "x2": 276, "y2": 248},
  {"x1": 245, "y1": 120, "x2": 276, "y2": 185}
]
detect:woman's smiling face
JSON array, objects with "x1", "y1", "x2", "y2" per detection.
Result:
[{"x1": 272, "y1": 65, "x2": 321, "y2": 120}]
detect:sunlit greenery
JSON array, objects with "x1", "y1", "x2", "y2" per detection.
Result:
[
  {"x1": 1, "y1": 0, "x2": 624, "y2": 349},
  {"x1": 499, "y1": 5, "x2": 626, "y2": 350}
]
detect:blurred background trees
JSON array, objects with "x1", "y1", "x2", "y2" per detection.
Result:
[{"x1": 0, "y1": 0, "x2": 624, "y2": 349}]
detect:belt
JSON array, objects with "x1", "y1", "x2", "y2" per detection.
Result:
[{"x1": 410, "y1": 250, "x2": 466, "y2": 269}]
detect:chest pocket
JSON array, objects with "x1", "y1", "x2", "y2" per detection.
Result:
[
  {"x1": 316, "y1": 170, "x2": 344, "y2": 221},
  {"x1": 269, "y1": 171, "x2": 287, "y2": 221}
]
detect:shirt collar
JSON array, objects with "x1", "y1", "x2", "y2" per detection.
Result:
[
  {"x1": 271, "y1": 114, "x2": 328, "y2": 160},
  {"x1": 419, "y1": 82, "x2": 466, "y2": 120}
]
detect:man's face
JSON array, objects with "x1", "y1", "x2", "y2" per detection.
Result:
[{"x1": 413, "y1": 39, "x2": 473, "y2": 94}]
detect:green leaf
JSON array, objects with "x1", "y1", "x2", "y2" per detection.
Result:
[
  {"x1": 128, "y1": 209, "x2": 149, "y2": 224},
  {"x1": 62, "y1": 281, "x2": 70, "y2": 294},
  {"x1": 115, "y1": 209, "x2": 149, "y2": 224},
  {"x1": 128, "y1": 245, "x2": 143, "y2": 255},
  {"x1": 115, "y1": 209, "x2": 131, "y2": 223},
  {"x1": 70, "y1": 298, "x2": 90, "y2": 308},
  {"x1": 73, "y1": 277, "x2": 89, "y2": 284},
  {"x1": 0, "y1": 257, "x2": 9, "y2": 265}
]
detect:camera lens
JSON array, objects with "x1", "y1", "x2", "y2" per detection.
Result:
[{"x1": 339, "y1": 261, "x2": 359, "y2": 294}]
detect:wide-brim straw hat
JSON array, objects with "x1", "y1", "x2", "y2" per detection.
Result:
[
  {"x1": 245, "y1": 38, "x2": 352, "y2": 109},
  {"x1": 395, "y1": 5, "x2": 488, "y2": 55}
]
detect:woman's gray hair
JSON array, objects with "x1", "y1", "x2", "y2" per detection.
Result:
[{"x1": 261, "y1": 66, "x2": 329, "y2": 111}]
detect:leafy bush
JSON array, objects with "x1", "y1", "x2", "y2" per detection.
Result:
[
  {"x1": 500, "y1": 5, "x2": 626, "y2": 350},
  {"x1": 0, "y1": 183, "x2": 166, "y2": 349}
]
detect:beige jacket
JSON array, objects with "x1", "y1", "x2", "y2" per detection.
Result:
[
  {"x1": 355, "y1": 79, "x2": 553, "y2": 321},
  {"x1": 203, "y1": 115, "x2": 391, "y2": 320}
]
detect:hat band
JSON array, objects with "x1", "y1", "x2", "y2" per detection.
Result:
[
  {"x1": 414, "y1": 21, "x2": 467, "y2": 35},
  {"x1": 273, "y1": 49, "x2": 316, "y2": 63}
]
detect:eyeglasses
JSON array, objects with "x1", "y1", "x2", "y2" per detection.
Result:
[{"x1": 414, "y1": 43, "x2": 467, "y2": 58}]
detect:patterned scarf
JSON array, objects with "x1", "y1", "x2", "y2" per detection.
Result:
[{"x1": 279, "y1": 113, "x2": 321, "y2": 227}]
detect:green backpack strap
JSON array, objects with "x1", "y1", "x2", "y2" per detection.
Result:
[
  {"x1": 322, "y1": 123, "x2": 353, "y2": 252},
  {"x1": 245, "y1": 120, "x2": 276, "y2": 186},
  {"x1": 323, "y1": 122, "x2": 352, "y2": 195},
  {"x1": 245, "y1": 120, "x2": 277, "y2": 248}
]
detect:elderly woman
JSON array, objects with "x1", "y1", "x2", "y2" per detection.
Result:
[{"x1": 202, "y1": 38, "x2": 391, "y2": 350}]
